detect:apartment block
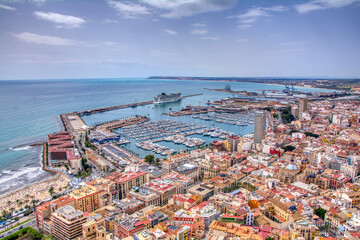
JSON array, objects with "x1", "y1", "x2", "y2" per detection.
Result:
[
  {"x1": 70, "y1": 185, "x2": 100, "y2": 213},
  {"x1": 52, "y1": 205, "x2": 86, "y2": 240}
]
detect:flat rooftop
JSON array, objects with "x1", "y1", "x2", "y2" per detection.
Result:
[{"x1": 56, "y1": 205, "x2": 84, "y2": 221}]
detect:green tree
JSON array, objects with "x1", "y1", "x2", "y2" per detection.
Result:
[
  {"x1": 31, "y1": 199, "x2": 36, "y2": 210},
  {"x1": 2, "y1": 227, "x2": 43, "y2": 240},
  {"x1": 280, "y1": 107, "x2": 295, "y2": 123},
  {"x1": 144, "y1": 154, "x2": 155, "y2": 164},
  {"x1": 10, "y1": 208, "x2": 14, "y2": 216},
  {"x1": 49, "y1": 186, "x2": 54, "y2": 196},
  {"x1": 305, "y1": 132, "x2": 319, "y2": 138},
  {"x1": 314, "y1": 207, "x2": 327, "y2": 219},
  {"x1": 81, "y1": 158, "x2": 87, "y2": 166},
  {"x1": 283, "y1": 145, "x2": 296, "y2": 152}
]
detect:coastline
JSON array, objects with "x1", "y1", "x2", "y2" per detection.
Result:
[
  {"x1": 0, "y1": 172, "x2": 71, "y2": 212},
  {"x1": 0, "y1": 171, "x2": 58, "y2": 199},
  {"x1": 148, "y1": 77, "x2": 341, "y2": 92},
  {"x1": 0, "y1": 140, "x2": 71, "y2": 212}
]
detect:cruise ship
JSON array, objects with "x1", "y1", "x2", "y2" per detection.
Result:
[{"x1": 154, "y1": 92, "x2": 181, "y2": 104}]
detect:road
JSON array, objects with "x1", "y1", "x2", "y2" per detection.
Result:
[{"x1": 0, "y1": 218, "x2": 36, "y2": 238}]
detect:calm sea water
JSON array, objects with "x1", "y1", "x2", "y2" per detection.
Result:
[{"x1": 0, "y1": 78, "x2": 334, "y2": 194}]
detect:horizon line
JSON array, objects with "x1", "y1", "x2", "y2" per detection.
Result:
[{"x1": 1, "y1": 76, "x2": 360, "y2": 81}]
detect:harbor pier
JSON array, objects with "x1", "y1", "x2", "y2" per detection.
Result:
[{"x1": 76, "y1": 93, "x2": 202, "y2": 116}]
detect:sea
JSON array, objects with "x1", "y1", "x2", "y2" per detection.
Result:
[{"x1": 0, "y1": 78, "x2": 335, "y2": 195}]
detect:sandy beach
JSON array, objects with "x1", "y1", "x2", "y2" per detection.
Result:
[{"x1": 0, "y1": 173, "x2": 71, "y2": 213}]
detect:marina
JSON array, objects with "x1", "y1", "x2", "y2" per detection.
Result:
[
  {"x1": 194, "y1": 112, "x2": 255, "y2": 126},
  {"x1": 81, "y1": 99, "x2": 256, "y2": 158},
  {"x1": 113, "y1": 118, "x2": 239, "y2": 157},
  {"x1": 119, "y1": 120, "x2": 205, "y2": 141}
]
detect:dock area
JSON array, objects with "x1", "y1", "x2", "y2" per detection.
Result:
[
  {"x1": 164, "y1": 105, "x2": 214, "y2": 116},
  {"x1": 97, "y1": 115, "x2": 150, "y2": 131},
  {"x1": 76, "y1": 93, "x2": 202, "y2": 116}
]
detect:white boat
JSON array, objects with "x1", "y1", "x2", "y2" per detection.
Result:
[{"x1": 154, "y1": 92, "x2": 181, "y2": 104}]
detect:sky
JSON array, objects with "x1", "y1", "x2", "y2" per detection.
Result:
[{"x1": 0, "y1": 0, "x2": 360, "y2": 80}]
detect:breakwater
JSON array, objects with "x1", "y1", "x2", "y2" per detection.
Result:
[{"x1": 76, "y1": 93, "x2": 202, "y2": 116}]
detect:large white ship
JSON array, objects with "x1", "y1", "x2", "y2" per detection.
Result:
[{"x1": 154, "y1": 92, "x2": 181, "y2": 104}]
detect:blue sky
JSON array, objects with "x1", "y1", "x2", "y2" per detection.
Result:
[{"x1": 0, "y1": 0, "x2": 359, "y2": 80}]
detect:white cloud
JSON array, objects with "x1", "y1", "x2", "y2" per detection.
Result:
[
  {"x1": 201, "y1": 36, "x2": 220, "y2": 41},
  {"x1": 281, "y1": 41, "x2": 307, "y2": 46},
  {"x1": 239, "y1": 18, "x2": 257, "y2": 24},
  {"x1": 236, "y1": 8, "x2": 269, "y2": 19},
  {"x1": 238, "y1": 24, "x2": 251, "y2": 29},
  {"x1": 12, "y1": 32, "x2": 122, "y2": 49},
  {"x1": 191, "y1": 29, "x2": 208, "y2": 35},
  {"x1": 13, "y1": 32, "x2": 79, "y2": 46},
  {"x1": 104, "y1": 18, "x2": 119, "y2": 23},
  {"x1": 3, "y1": 0, "x2": 51, "y2": 6},
  {"x1": 0, "y1": 4, "x2": 16, "y2": 11},
  {"x1": 264, "y1": 5, "x2": 288, "y2": 12},
  {"x1": 31, "y1": 0, "x2": 48, "y2": 3},
  {"x1": 33, "y1": 11, "x2": 86, "y2": 29},
  {"x1": 141, "y1": 0, "x2": 236, "y2": 19},
  {"x1": 295, "y1": 0, "x2": 360, "y2": 13},
  {"x1": 230, "y1": 5, "x2": 288, "y2": 29},
  {"x1": 191, "y1": 23, "x2": 207, "y2": 27},
  {"x1": 164, "y1": 29, "x2": 177, "y2": 35},
  {"x1": 108, "y1": 0, "x2": 150, "y2": 19}
]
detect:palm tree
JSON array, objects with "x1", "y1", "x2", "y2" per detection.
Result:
[
  {"x1": 10, "y1": 208, "x2": 14, "y2": 216},
  {"x1": 49, "y1": 186, "x2": 54, "y2": 196},
  {"x1": 2, "y1": 209, "x2": 7, "y2": 218},
  {"x1": 31, "y1": 199, "x2": 36, "y2": 210}
]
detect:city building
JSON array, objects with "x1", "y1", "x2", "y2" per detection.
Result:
[
  {"x1": 254, "y1": 111, "x2": 266, "y2": 144},
  {"x1": 207, "y1": 173, "x2": 235, "y2": 193},
  {"x1": 143, "y1": 179, "x2": 177, "y2": 206},
  {"x1": 289, "y1": 220, "x2": 320, "y2": 240},
  {"x1": 82, "y1": 213, "x2": 107, "y2": 240},
  {"x1": 48, "y1": 131, "x2": 82, "y2": 172},
  {"x1": 188, "y1": 183, "x2": 215, "y2": 201},
  {"x1": 172, "y1": 163, "x2": 200, "y2": 180},
  {"x1": 298, "y1": 98, "x2": 308, "y2": 119},
  {"x1": 161, "y1": 171, "x2": 194, "y2": 194},
  {"x1": 127, "y1": 187, "x2": 161, "y2": 206},
  {"x1": 113, "y1": 197, "x2": 145, "y2": 214},
  {"x1": 52, "y1": 205, "x2": 86, "y2": 240},
  {"x1": 112, "y1": 214, "x2": 146, "y2": 238},
  {"x1": 227, "y1": 136, "x2": 242, "y2": 152},
  {"x1": 70, "y1": 185, "x2": 100, "y2": 213},
  {"x1": 209, "y1": 220, "x2": 263, "y2": 239},
  {"x1": 35, "y1": 195, "x2": 76, "y2": 234},
  {"x1": 87, "y1": 178, "x2": 117, "y2": 207},
  {"x1": 107, "y1": 171, "x2": 150, "y2": 199},
  {"x1": 168, "y1": 193, "x2": 201, "y2": 210}
]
